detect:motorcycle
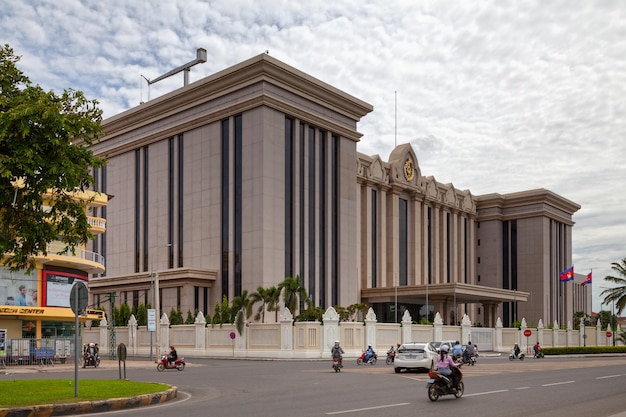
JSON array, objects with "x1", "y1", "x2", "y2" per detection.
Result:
[
  {"x1": 534, "y1": 350, "x2": 545, "y2": 359},
  {"x1": 82, "y1": 351, "x2": 100, "y2": 368},
  {"x1": 156, "y1": 354, "x2": 186, "y2": 371},
  {"x1": 356, "y1": 351, "x2": 377, "y2": 365},
  {"x1": 426, "y1": 365, "x2": 464, "y2": 401},
  {"x1": 459, "y1": 351, "x2": 477, "y2": 366},
  {"x1": 509, "y1": 348, "x2": 525, "y2": 361},
  {"x1": 386, "y1": 349, "x2": 396, "y2": 365},
  {"x1": 332, "y1": 358, "x2": 343, "y2": 372}
]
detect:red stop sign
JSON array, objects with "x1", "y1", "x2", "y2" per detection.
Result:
[
  {"x1": 606, "y1": 331, "x2": 612, "y2": 338},
  {"x1": 523, "y1": 329, "x2": 532, "y2": 337}
]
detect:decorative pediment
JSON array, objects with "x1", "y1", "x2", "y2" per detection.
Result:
[
  {"x1": 369, "y1": 156, "x2": 386, "y2": 181},
  {"x1": 387, "y1": 144, "x2": 421, "y2": 186},
  {"x1": 444, "y1": 185, "x2": 457, "y2": 206}
]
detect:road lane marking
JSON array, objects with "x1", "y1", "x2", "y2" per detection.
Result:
[
  {"x1": 542, "y1": 381, "x2": 575, "y2": 387},
  {"x1": 596, "y1": 375, "x2": 622, "y2": 379},
  {"x1": 464, "y1": 389, "x2": 509, "y2": 397},
  {"x1": 515, "y1": 387, "x2": 531, "y2": 390},
  {"x1": 325, "y1": 403, "x2": 410, "y2": 415}
]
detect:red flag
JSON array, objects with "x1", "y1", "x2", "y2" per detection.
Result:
[
  {"x1": 559, "y1": 266, "x2": 574, "y2": 282},
  {"x1": 581, "y1": 272, "x2": 592, "y2": 286}
]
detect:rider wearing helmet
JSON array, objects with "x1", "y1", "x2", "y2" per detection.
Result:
[
  {"x1": 168, "y1": 345, "x2": 178, "y2": 365},
  {"x1": 331, "y1": 340, "x2": 344, "y2": 367},
  {"x1": 364, "y1": 345, "x2": 375, "y2": 363},
  {"x1": 436, "y1": 344, "x2": 460, "y2": 392}
]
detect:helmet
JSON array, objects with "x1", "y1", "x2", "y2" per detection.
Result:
[
  {"x1": 335, "y1": 340, "x2": 340, "y2": 344},
  {"x1": 440, "y1": 345, "x2": 450, "y2": 353},
  {"x1": 170, "y1": 345, "x2": 175, "y2": 349},
  {"x1": 89, "y1": 343, "x2": 95, "y2": 347}
]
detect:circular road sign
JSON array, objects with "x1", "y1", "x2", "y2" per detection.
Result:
[
  {"x1": 230, "y1": 331, "x2": 236, "y2": 340},
  {"x1": 523, "y1": 329, "x2": 532, "y2": 337},
  {"x1": 606, "y1": 331, "x2": 613, "y2": 338},
  {"x1": 69, "y1": 281, "x2": 88, "y2": 315}
]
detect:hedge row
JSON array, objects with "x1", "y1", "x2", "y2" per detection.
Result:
[{"x1": 542, "y1": 346, "x2": 626, "y2": 355}]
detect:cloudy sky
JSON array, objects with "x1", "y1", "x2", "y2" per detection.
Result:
[{"x1": 2, "y1": 0, "x2": 624, "y2": 314}]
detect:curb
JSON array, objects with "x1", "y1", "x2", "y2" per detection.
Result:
[{"x1": 0, "y1": 386, "x2": 177, "y2": 417}]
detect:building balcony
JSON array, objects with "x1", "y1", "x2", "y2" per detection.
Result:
[
  {"x1": 87, "y1": 216, "x2": 106, "y2": 234},
  {"x1": 35, "y1": 242, "x2": 105, "y2": 274}
]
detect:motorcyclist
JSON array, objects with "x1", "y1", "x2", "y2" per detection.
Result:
[
  {"x1": 331, "y1": 340, "x2": 344, "y2": 368},
  {"x1": 364, "y1": 345, "x2": 376, "y2": 363},
  {"x1": 464, "y1": 341, "x2": 476, "y2": 362},
  {"x1": 513, "y1": 343, "x2": 521, "y2": 358},
  {"x1": 452, "y1": 341, "x2": 463, "y2": 360},
  {"x1": 167, "y1": 345, "x2": 178, "y2": 366},
  {"x1": 87, "y1": 342, "x2": 98, "y2": 363},
  {"x1": 533, "y1": 342, "x2": 542, "y2": 358},
  {"x1": 387, "y1": 345, "x2": 396, "y2": 360},
  {"x1": 436, "y1": 345, "x2": 460, "y2": 392}
]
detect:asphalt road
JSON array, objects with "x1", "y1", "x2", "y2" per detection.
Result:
[{"x1": 4, "y1": 355, "x2": 626, "y2": 417}]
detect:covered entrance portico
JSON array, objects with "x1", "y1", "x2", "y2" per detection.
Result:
[{"x1": 361, "y1": 283, "x2": 528, "y2": 327}]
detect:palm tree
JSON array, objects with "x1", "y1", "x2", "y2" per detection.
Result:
[
  {"x1": 278, "y1": 275, "x2": 309, "y2": 315},
  {"x1": 231, "y1": 289, "x2": 253, "y2": 322},
  {"x1": 250, "y1": 286, "x2": 274, "y2": 323},
  {"x1": 266, "y1": 286, "x2": 281, "y2": 322},
  {"x1": 601, "y1": 258, "x2": 626, "y2": 315}
]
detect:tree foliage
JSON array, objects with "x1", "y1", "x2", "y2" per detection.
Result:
[
  {"x1": 0, "y1": 44, "x2": 105, "y2": 271},
  {"x1": 601, "y1": 258, "x2": 626, "y2": 315}
]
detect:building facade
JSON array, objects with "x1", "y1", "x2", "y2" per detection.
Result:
[{"x1": 88, "y1": 53, "x2": 590, "y2": 327}]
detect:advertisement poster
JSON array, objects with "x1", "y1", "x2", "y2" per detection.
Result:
[
  {"x1": 0, "y1": 268, "x2": 38, "y2": 307},
  {"x1": 44, "y1": 271, "x2": 88, "y2": 308},
  {"x1": 0, "y1": 329, "x2": 5, "y2": 356}
]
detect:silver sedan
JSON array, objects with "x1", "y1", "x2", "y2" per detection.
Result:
[{"x1": 393, "y1": 342, "x2": 439, "y2": 373}]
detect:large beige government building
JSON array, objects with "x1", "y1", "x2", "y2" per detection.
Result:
[{"x1": 88, "y1": 53, "x2": 591, "y2": 328}]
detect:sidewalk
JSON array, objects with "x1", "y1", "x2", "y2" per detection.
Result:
[{"x1": 0, "y1": 358, "x2": 156, "y2": 374}]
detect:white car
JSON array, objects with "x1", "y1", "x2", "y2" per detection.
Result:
[{"x1": 394, "y1": 342, "x2": 439, "y2": 373}]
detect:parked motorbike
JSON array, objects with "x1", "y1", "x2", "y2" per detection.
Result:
[
  {"x1": 82, "y1": 351, "x2": 100, "y2": 368},
  {"x1": 156, "y1": 354, "x2": 186, "y2": 371},
  {"x1": 356, "y1": 351, "x2": 377, "y2": 365},
  {"x1": 332, "y1": 358, "x2": 343, "y2": 372},
  {"x1": 426, "y1": 365, "x2": 464, "y2": 401},
  {"x1": 509, "y1": 349, "x2": 525, "y2": 361},
  {"x1": 386, "y1": 349, "x2": 396, "y2": 365}
]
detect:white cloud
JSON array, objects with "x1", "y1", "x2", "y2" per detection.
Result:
[{"x1": 2, "y1": 0, "x2": 625, "y2": 313}]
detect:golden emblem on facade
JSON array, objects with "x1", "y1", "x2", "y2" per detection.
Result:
[{"x1": 403, "y1": 158, "x2": 414, "y2": 181}]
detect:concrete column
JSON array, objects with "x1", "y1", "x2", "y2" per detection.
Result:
[
  {"x1": 566, "y1": 321, "x2": 572, "y2": 347},
  {"x1": 552, "y1": 320, "x2": 559, "y2": 347},
  {"x1": 280, "y1": 308, "x2": 294, "y2": 351},
  {"x1": 401, "y1": 310, "x2": 412, "y2": 344},
  {"x1": 322, "y1": 307, "x2": 340, "y2": 356},
  {"x1": 538, "y1": 319, "x2": 545, "y2": 346},
  {"x1": 461, "y1": 314, "x2": 471, "y2": 344},
  {"x1": 194, "y1": 311, "x2": 206, "y2": 350},
  {"x1": 579, "y1": 318, "x2": 586, "y2": 347},
  {"x1": 433, "y1": 312, "x2": 443, "y2": 341},
  {"x1": 99, "y1": 317, "x2": 108, "y2": 356},
  {"x1": 364, "y1": 308, "x2": 377, "y2": 348},
  {"x1": 495, "y1": 317, "x2": 503, "y2": 352},
  {"x1": 128, "y1": 315, "x2": 138, "y2": 355},
  {"x1": 159, "y1": 312, "x2": 170, "y2": 355}
]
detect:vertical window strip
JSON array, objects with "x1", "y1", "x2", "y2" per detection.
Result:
[
  {"x1": 318, "y1": 130, "x2": 326, "y2": 307},
  {"x1": 308, "y1": 126, "x2": 316, "y2": 304},
  {"x1": 446, "y1": 212, "x2": 451, "y2": 283},
  {"x1": 371, "y1": 189, "x2": 377, "y2": 288},
  {"x1": 135, "y1": 150, "x2": 141, "y2": 273},
  {"x1": 101, "y1": 165, "x2": 108, "y2": 276},
  {"x1": 427, "y1": 206, "x2": 432, "y2": 285},
  {"x1": 284, "y1": 118, "x2": 294, "y2": 278},
  {"x1": 299, "y1": 124, "x2": 305, "y2": 287},
  {"x1": 234, "y1": 115, "x2": 242, "y2": 297},
  {"x1": 331, "y1": 135, "x2": 339, "y2": 305},
  {"x1": 143, "y1": 147, "x2": 149, "y2": 272},
  {"x1": 168, "y1": 137, "x2": 175, "y2": 269},
  {"x1": 178, "y1": 134, "x2": 184, "y2": 267},
  {"x1": 399, "y1": 198, "x2": 407, "y2": 286},
  {"x1": 221, "y1": 119, "x2": 230, "y2": 298}
]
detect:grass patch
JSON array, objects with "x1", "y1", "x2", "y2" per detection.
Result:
[{"x1": 0, "y1": 379, "x2": 170, "y2": 408}]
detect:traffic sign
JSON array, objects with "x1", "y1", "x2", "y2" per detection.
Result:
[
  {"x1": 147, "y1": 309, "x2": 156, "y2": 332},
  {"x1": 523, "y1": 329, "x2": 532, "y2": 337},
  {"x1": 69, "y1": 281, "x2": 88, "y2": 315},
  {"x1": 606, "y1": 331, "x2": 612, "y2": 338}
]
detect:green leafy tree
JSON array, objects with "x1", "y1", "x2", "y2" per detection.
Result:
[
  {"x1": 278, "y1": 276, "x2": 309, "y2": 315},
  {"x1": 231, "y1": 289, "x2": 253, "y2": 322},
  {"x1": 250, "y1": 286, "x2": 274, "y2": 323},
  {"x1": 296, "y1": 306, "x2": 324, "y2": 322},
  {"x1": 169, "y1": 308, "x2": 183, "y2": 325},
  {"x1": 597, "y1": 310, "x2": 617, "y2": 331},
  {"x1": 136, "y1": 303, "x2": 148, "y2": 327},
  {"x1": 0, "y1": 44, "x2": 106, "y2": 272},
  {"x1": 267, "y1": 286, "x2": 282, "y2": 322},
  {"x1": 211, "y1": 295, "x2": 231, "y2": 327},
  {"x1": 347, "y1": 303, "x2": 369, "y2": 322},
  {"x1": 185, "y1": 309, "x2": 198, "y2": 324},
  {"x1": 114, "y1": 302, "x2": 132, "y2": 326},
  {"x1": 601, "y1": 258, "x2": 626, "y2": 315}
]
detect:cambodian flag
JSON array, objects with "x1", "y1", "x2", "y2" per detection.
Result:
[
  {"x1": 581, "y1": 272, "x2": 592, "y2": 286},
  {"x1": 559, "y1": 266, "x2": 574, "y2": 282}
]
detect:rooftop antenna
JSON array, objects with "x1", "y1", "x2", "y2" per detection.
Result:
[{"x1": 142, "y1": 48, "x2": 208, "y2": 97}]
